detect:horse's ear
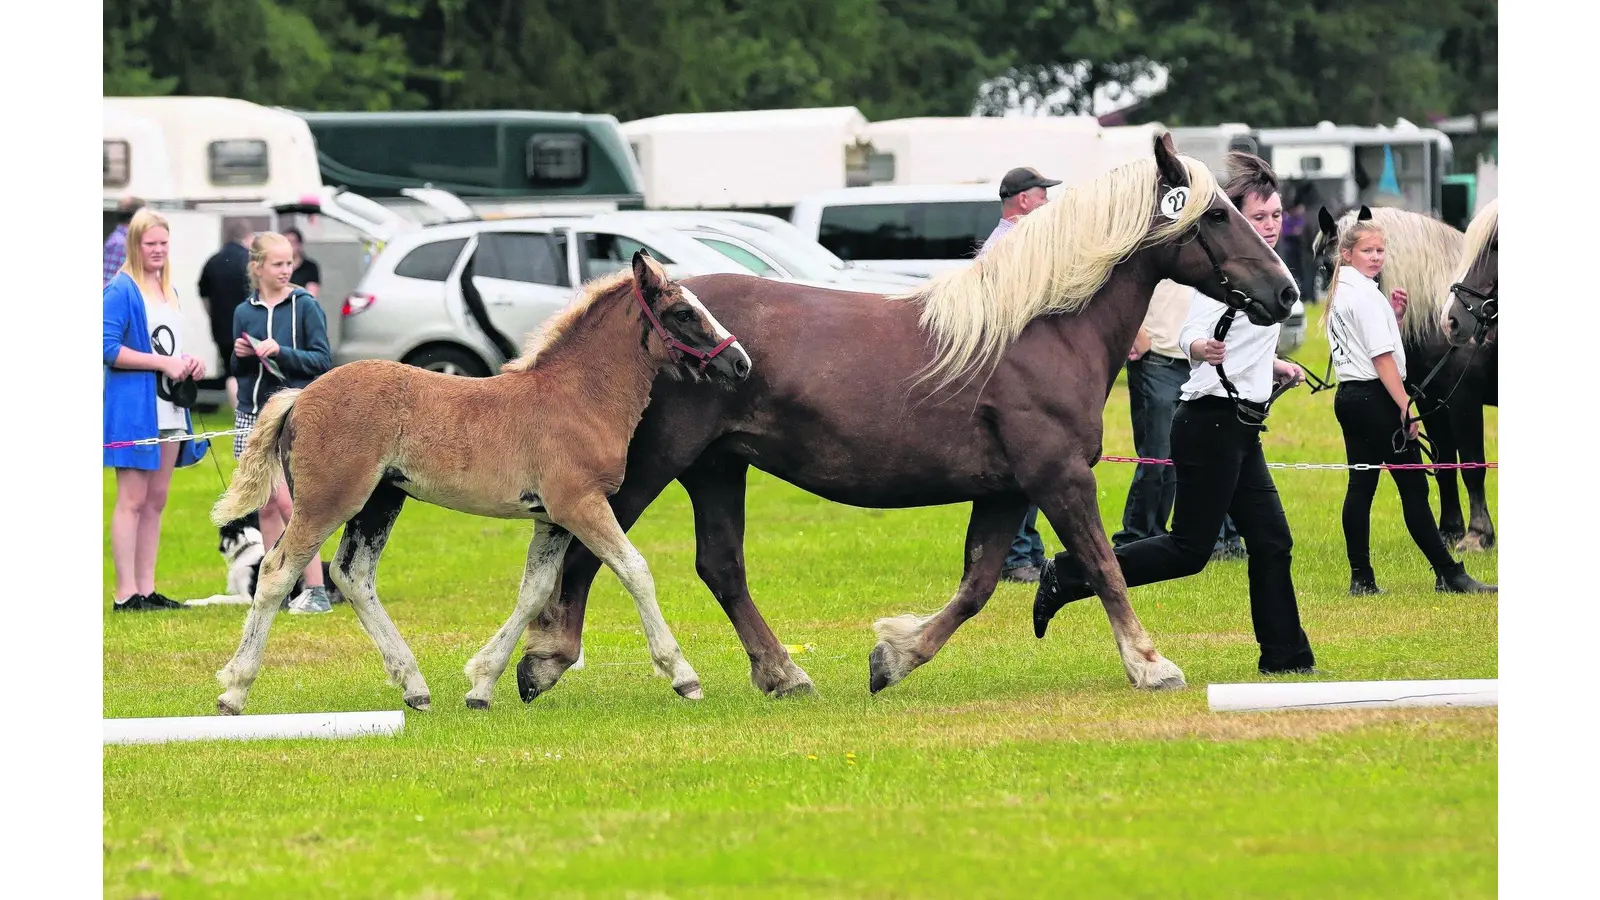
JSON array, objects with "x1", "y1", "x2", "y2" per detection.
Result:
[
  {"x1": 1358, "y1": 205, "x2": 1373, "y2": 222},
  {"x1": 1152, "y1": 131, "x2": 1188, "y2": 188},
  {"x1": 1318, "y1": 206, "x2": 1337, "y2": 237},
  {"x1": 631, "y1": 249, "x2": 667, "y2": 303}
]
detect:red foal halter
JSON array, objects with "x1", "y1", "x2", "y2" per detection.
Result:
[{"x1": 633, "y1": 281, "x2": 739, "y2": 373}]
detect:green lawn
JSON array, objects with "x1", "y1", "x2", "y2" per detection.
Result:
[{"x1": 103, "y1": 325, "x2": 1497, "y2": 899}]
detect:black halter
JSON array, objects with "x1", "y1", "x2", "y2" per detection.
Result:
[
  {"x1": 1448, "y1": 278, "x2": 1499, "y2": 341},
  {"x1": 1190, "y1": 226, "x2": 1293, "y2": 431}
]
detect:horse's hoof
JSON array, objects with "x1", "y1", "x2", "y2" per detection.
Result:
[
  {"x1": 772, "y1": 676, "x2": 816, "y2": 699},
  {"x1": 673, "y1": 680, "x2": 704, "y2": 701},
  {"x1": 1456, "y1": 532, "x2": 1494, "y2": 553},
  {"x1": 868, "y1": 644, "x2": 893, "y2": 695},
  {"x1": 465, "y1": 697, "x2": 491, "y2": 711},
  {"x1": 1136, "y1": 657, "x2": 1188, "y2": 692},
  {"x1": 404, "y1": 693, "x2": 431, "y2": 711},
  {"x1": 216, "y1": 700, "x2": 241, "y2": 716},
  {"x1": 517, "y1": 655, "x2": 539, "y2": 702}
]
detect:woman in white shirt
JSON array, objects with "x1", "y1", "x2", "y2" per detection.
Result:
[
  {"x1": 1325, "y1": 218, "x2": 1495, "y2": 595},
  {"x1": 1035, "y1": 151, "x2": 1319, "y2": 676}
]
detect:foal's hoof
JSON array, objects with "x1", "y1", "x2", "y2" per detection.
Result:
[
  {"x1": 465, "y1": 697, "x2": 491, "y2": 711},
  {"x1": 771, "y1": 675, "x2": 816, "y2": 699},
  {"x1": 1456, "y1": 531, "x2": 1494, "y2": 553},
  {"x1": 1132, "y1": 657, "x2": 1188, "y2": 692},
  {"x1": 216, "y1": 699, "x2": 241, "y2": 716},
  {"x1": 673, "y1": 680, "x2": 704, "y2": 701},
  {"x1": 404, "y1": 693, "x2": 432, "y2": 711}
]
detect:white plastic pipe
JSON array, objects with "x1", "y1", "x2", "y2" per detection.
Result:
[
  {"x1": 1208, "y1": 678, "x2": 1497, "y2": 713},
  {"x1": 104, "y1": 710, "x2": 405, "y2": 745}
]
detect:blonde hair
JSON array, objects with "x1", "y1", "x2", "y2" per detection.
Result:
[
  {"x1": 1321, "y1": 220, "x2": 1385, "y2": 334},
  {"x1": 121, "y1": 208, "x2": 176, "y2": 307},
  {"x1": 248, "y1": 231, "x2": 294, "y2": 292},
  {"x1": 1452, "y1": 198, "x2": 1498, "y2": 287},
  {"x1": 897, "y1": 153, "x2": 1220, "y2": 391}
]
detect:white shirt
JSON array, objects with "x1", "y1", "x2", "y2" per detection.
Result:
[
  {"x1": 976, "y1": 216, "x2": 1016, "y2": 258},
  {"x1": 1142, "y1": 280, "x2": 1190, "y2": 360},
  {"x1": 143, "y1": 292, "x2": 186, "y2": 430},
  {"x1": 1327, "y1": 266, "x2": 1405, "y2": 382},
  {"x1": 1177, "y1": 288, "x2": 1282, "y2": 404}
]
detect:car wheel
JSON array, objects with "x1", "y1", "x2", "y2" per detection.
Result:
[{"x1": 403, "y1": 345, "x2": 491, "y2": 378}]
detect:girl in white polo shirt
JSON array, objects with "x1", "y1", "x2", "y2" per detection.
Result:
[{"x1": 1325, "y1": 216, "x2": 1495, "y2": 596}]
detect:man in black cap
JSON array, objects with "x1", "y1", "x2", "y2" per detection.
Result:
[
  {"x1": 977, "y1": 166, "x2": 1061, "y2": 583},
  {"x1": 978, "y1": 167, "x2": 1063, "y2": 261}
]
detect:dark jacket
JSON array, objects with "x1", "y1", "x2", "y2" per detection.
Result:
[
  {"x1": 199, "y1": 242, "x2": 251, "y2": 363},
  {"x1": 230, "y1": 288, "x2": 333, "y2": 416}
]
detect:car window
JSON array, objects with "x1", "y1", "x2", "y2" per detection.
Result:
[
  {"x1": 695, "y1": 238, "x2": 777, "y2": 277},
  {"x1": 817, "y1": 200, "x2": 1001, "y2": 262},
  {"x1": 580, "y1": 232, "x2": 674, "y2": 281},
  {"x1": 393, "y1": 238, "x2": 469, "y2": 282},
  {"x1": 476, "y1": 232, "x2": 569, "y2": 287}
]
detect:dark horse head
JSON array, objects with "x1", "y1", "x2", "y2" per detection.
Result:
[
  {"x1": 1444, "y1": 199, "x2": 1498, "y2": 347},
  {"x1": 1148, "y1": 131, "x2": 1299, "y2": 325},
  {"x1": 1310, "y1": 204, "x2": 1376, "y2": 301},
  {"x1": 631, "y1": 249, "x2": 753, "y2": 383}
]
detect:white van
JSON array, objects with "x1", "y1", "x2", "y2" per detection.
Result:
[{"x1": 788, "y1": 183, "x2": 1003, "y2": 278}]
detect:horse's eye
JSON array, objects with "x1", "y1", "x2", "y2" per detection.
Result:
[
  {"x1": 674, "y1": 309, "x2": 696, "y2": 323},
  {"x1": 1206, "y1": 209, "x2": 1227, "y2": 224}
]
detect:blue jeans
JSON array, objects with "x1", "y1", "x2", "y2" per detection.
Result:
[
  {"x1": 1006, "y1": 506, "x2": 1046, "y2": 571},
  {"x1": 1113, "y1": 354, "x2": 1188, "y2": 547}
]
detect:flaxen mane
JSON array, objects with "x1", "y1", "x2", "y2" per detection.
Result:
[
  {"x1": 501, "y1": 270, "x2": 634, "y2": 373},
  {"x1": 1317, "y1": 207, "x2": 1463, "y2": 343},
  {"x1": 1453, "y1": 198, "x2": 1499, "y2": 286},
  {"x1": 895, "y1": 154, "x2": 1220, "y2": 389}
]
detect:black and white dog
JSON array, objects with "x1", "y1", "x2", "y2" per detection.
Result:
[{"x1": 185, "y1": 511, "x2": 342, "y2": 606}]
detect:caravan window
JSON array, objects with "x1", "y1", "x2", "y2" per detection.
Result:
[
  {"x1": 104, "y1": 141, "x2": 130, "y2": 189},
  {"x1": 526, "y1": 134, "x2": 588, "y2": 186},
  {"x1": 208, "y1": 139, "x2": 270, "y2": 186},
  {"x1": 818, "y1": 200, "x2": 1001, "y2": 262}
]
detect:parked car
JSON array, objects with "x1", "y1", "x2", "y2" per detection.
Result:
[
  {"x1": 789, "y1": 183, "x2": 1003, "y2": 279},
  {"x1": 335, "y1": 215, "x2": 755, "y2": 377}
]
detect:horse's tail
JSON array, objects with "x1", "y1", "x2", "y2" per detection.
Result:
[{"x1": 210, "y1": 389, "x2": 302, "y2": 526}]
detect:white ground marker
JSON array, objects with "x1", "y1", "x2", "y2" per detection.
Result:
[
  {"x1": 1208, "y1": 678, "x2": 1497, "y2": 713},
  {"x1": 104, "y1": 710, "x2": 405, "y2": 745}
]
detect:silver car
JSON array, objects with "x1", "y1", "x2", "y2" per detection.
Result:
[{"x1": 335, "y1": 216, "x2": 754, "y2": 377}]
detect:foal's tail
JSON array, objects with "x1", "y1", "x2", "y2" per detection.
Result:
[{"x1": 210, "y1": 389, "x2": 302, "y2": 526}]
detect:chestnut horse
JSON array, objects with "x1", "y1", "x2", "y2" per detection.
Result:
[
  {"x1": 513, "y1": 132, "x2": 1299, "y2": 701},
  {"x1": 208, "y1": 252, "x2": 751, "y2": 715}
]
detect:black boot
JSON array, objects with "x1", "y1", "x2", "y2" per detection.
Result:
[
  {"x1": 1349, "y1": 568, "x2": 1383, "y2": 596},
  {"x1": 1033, "y1": 555, "x2": 1094, "y2": 638},
  {"x1": 1435, "y1": 561, "x2": 1497, "y2": 594}
]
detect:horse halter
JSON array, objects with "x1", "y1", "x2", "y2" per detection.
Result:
[
  {"x1": 1187, "y1": 224, "x2": 1281, "y2": 429},
  {"x1": 633, "y1": 281, "x2": 739, "y2": 373},
  {"x1": 1448, "y1": 278, "x2": 1498, "y2": 340}
]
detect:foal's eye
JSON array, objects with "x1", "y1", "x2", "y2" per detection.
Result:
[{"x1": 673, "y1": 309, "x2": 696, "y2": 324}]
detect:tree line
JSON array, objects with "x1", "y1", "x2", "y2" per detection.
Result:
[{"x1": 105, "y1": 0, "x2": 1496, "y2": 130}]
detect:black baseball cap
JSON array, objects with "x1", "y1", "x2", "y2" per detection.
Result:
[{"x1": 999, "y1": 167, "x2": 1062, "y2": 199}]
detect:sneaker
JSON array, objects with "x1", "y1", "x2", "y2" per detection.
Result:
[
  {"x1": 1260, "y1": 666, "x2": 1331, "y2": 677},
  {"x1": 112, "y1": 594, "x2": 148, "y2": 612},
  {"x1": 287, "y1": 586, "x2": 334, "y2": 615},
  {"x1": 142, "y1": 591, "x2": 187, "y2": 610},
  {"x1": 1001, "y1": 566, "x2": 1041, "y2": 584}
]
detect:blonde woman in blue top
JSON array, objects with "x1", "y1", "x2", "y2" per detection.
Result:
[{"x1": 103, "y1": 209, "x2": 209, "y2": 611}]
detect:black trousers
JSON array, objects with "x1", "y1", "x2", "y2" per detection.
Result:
[
  {"x1": 1063, "y1": 396, "x2": 1315, "y2": 672},
  {"x1": 1333, "y1": 380, "x2": 1457, "y2": 576}
]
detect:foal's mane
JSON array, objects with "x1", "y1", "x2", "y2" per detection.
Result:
[
  {"x1": 501, "y1": 270, "x2": 635, "y2": 373},
  {"x1": 1320, "y1": 206, "x2": 1464, "y2": 344},
  {"x1": 1453, "y1": 198, "x2": 1499, "y2": 286},
  {"x1": 893, "y1": 153, "x2": 1219, "y2": 389}
]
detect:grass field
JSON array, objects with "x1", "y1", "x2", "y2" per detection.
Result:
[{"x1": 102, "y1": 325, "x2": 1498, "y2": 899}]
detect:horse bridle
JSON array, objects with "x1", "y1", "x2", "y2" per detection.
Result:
[
  {"x1": 1448, "y1": 278, "x2": 1498, "y2": 341},
  {"x1": 633, "y1": 281, "x2": 739, "y2": 373},
  {"x1": 1188, "y1": 224, "x2": 1292, "y2": 430}
]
